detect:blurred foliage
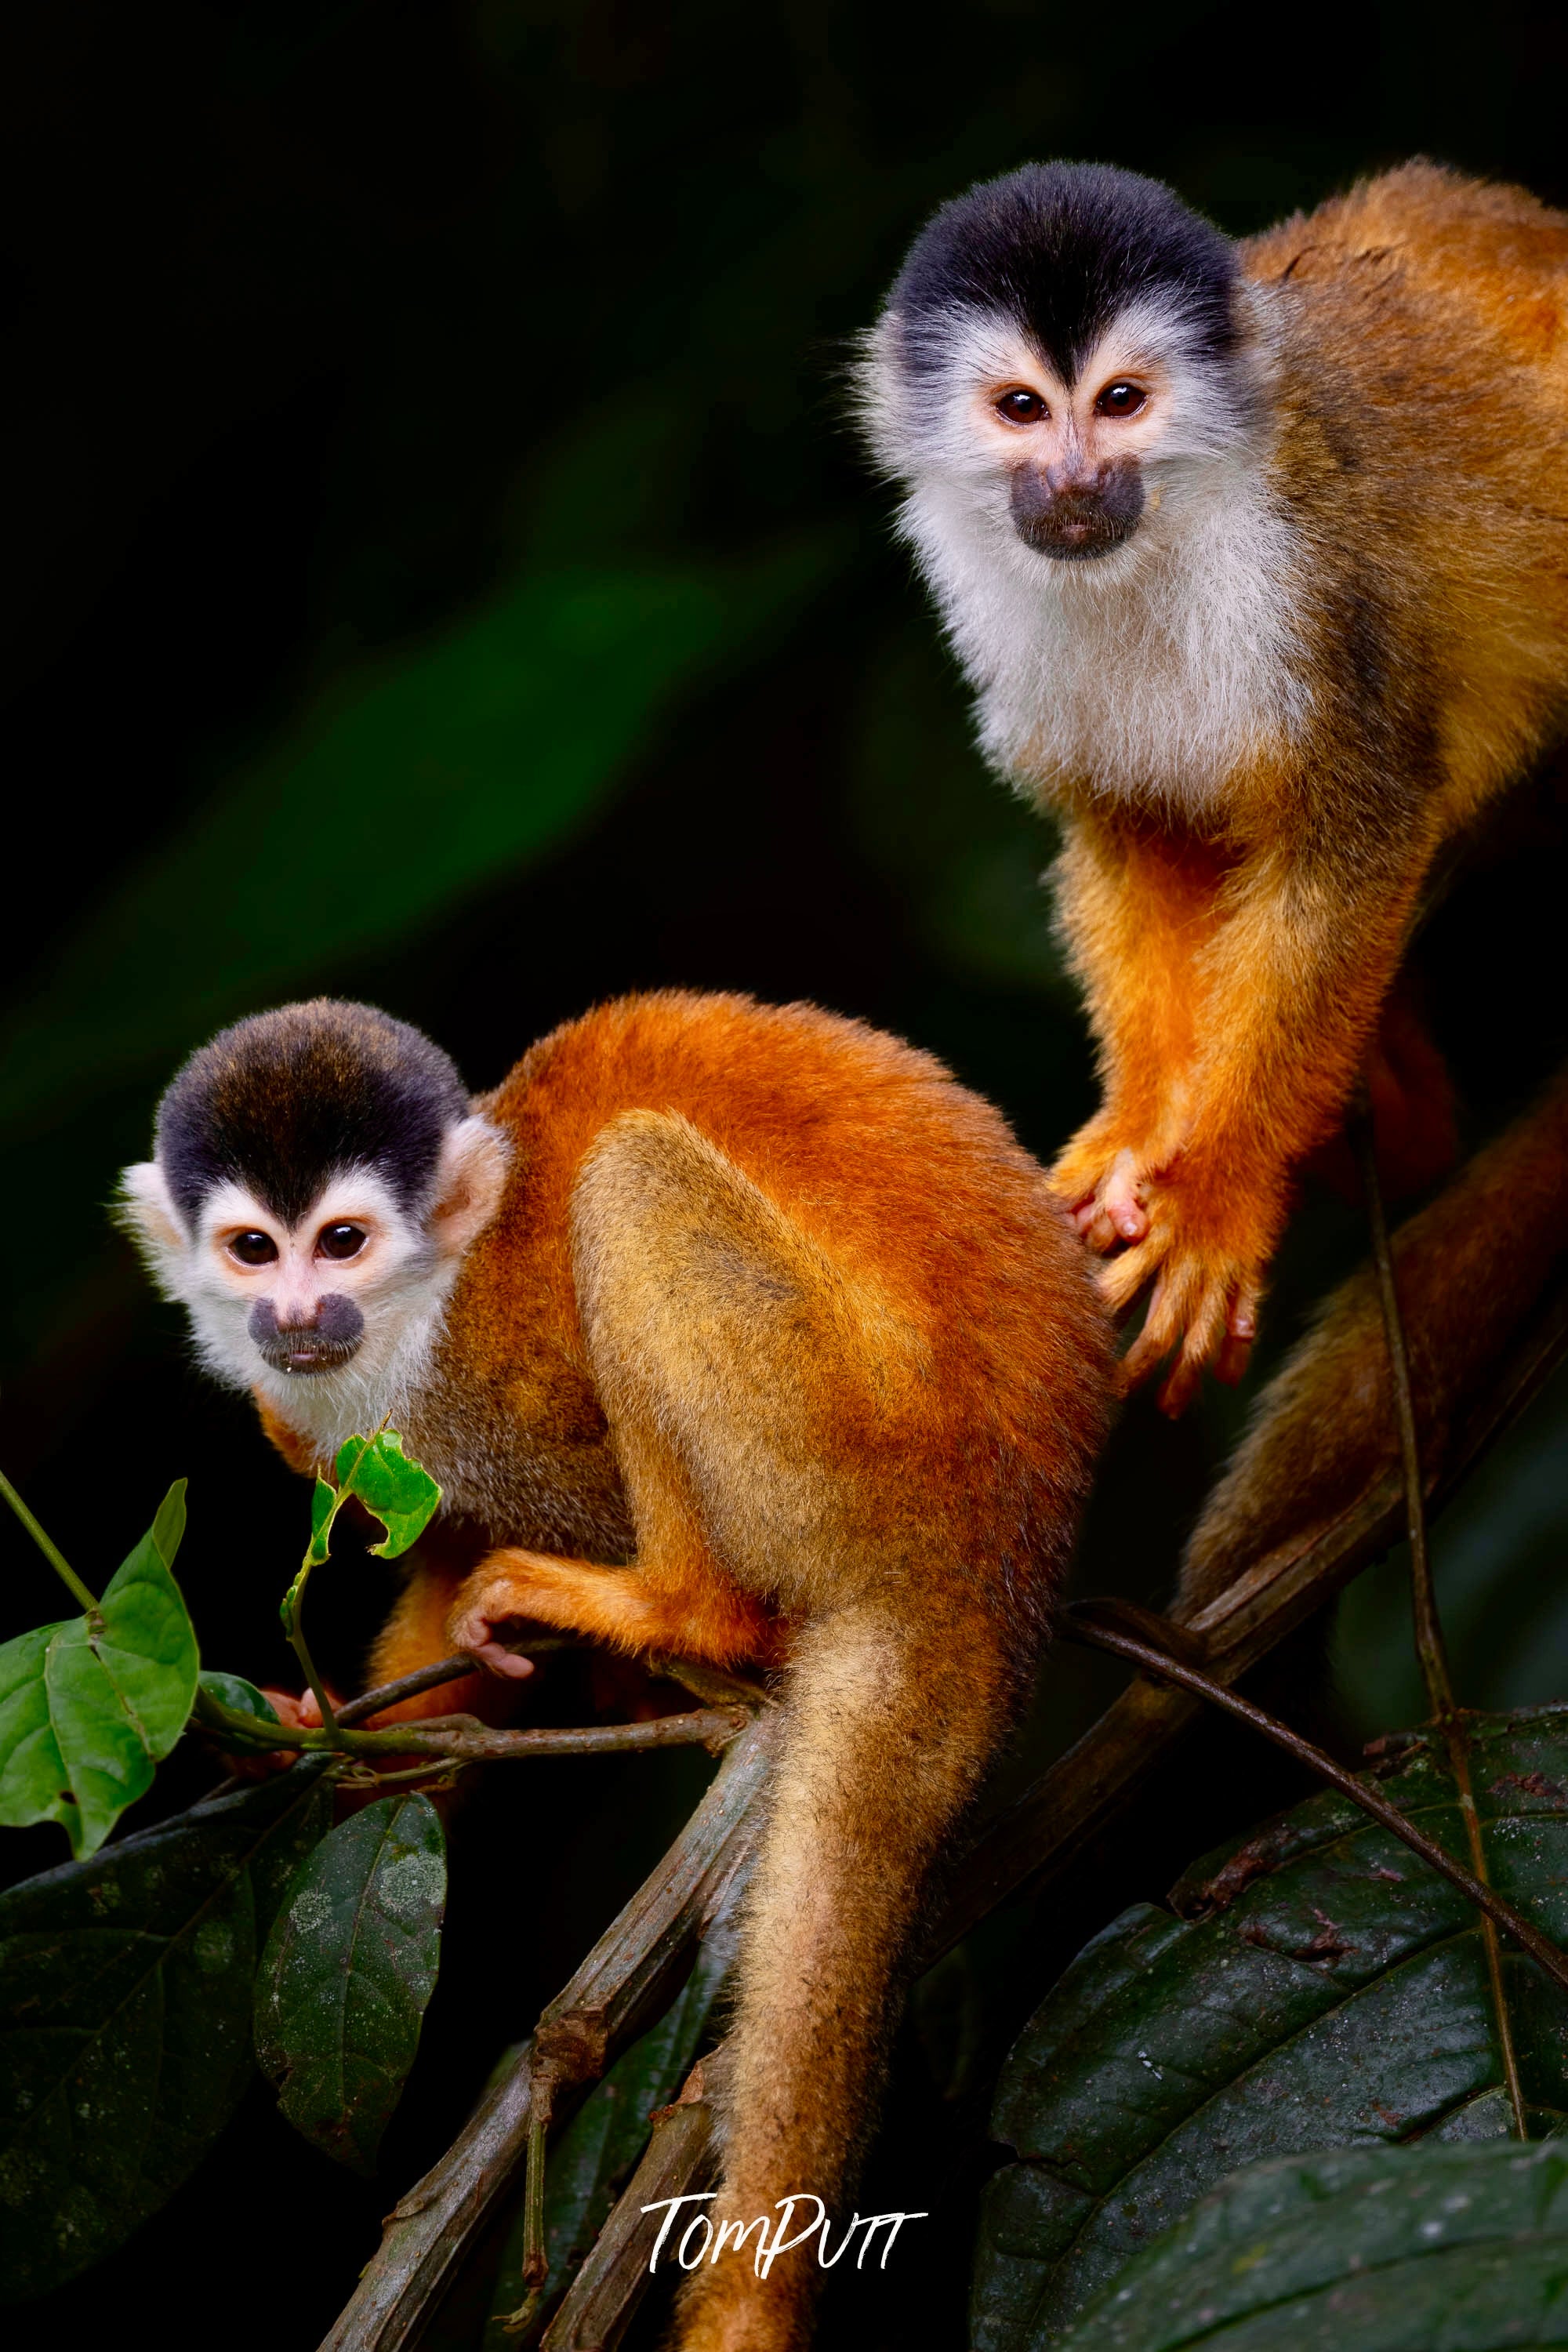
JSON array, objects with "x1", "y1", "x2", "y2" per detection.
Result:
[{"x1": 3, "y1": 1, "x2": 1568, "y2": 2343}]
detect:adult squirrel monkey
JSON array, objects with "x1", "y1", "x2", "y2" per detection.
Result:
[
  {"x1": 119, "y1": 991, "x2": 1111, "y2": 2351},
  {"x1": 861, "y1": 160, "x2": 1568, "y2": 1411}
]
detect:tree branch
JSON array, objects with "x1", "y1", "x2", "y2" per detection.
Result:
[{"x1": 316, "y1": 1708, "x2": 783, "y2": 2352}]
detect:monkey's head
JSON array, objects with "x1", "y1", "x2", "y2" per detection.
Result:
[
  {"x1": 119, "y1": 1001, "x2": 510, "y2": 1435},
  {"x1": 858, "y1": 163, "x2": 1262, "y2": 574}
]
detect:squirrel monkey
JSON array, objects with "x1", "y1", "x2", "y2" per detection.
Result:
[
  {"x1": 860, "y1": 159, "x2": 1568, "y2": 1412},
  {"x1": 119, "y1": 991, "x2": 1110, "y2": 2351}
]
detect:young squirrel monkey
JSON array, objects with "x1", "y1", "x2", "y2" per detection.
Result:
[
  {"x1": 861, "y1": 159, "x2": 1568, "y2": 1411},
  {"x1": 120, "y1": 991, "x2": 1110, "y2": 2352}
]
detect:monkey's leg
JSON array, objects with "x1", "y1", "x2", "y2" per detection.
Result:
[
  {"x1": 1047, "y1": 812, "x2": 1227, "y2": 1250},
  {"x1": 514, "y1": 1109, "x2": 1011, "y2": 2352},
  {"x1": 1108, "y1": 835, "x2": 1428, "y2": 1410}
]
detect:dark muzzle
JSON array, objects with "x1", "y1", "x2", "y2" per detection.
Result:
[
  {"x1": 1010, "y1": 459, "x2": 1145, "y2": 561},
  {"x1": 249, "y1": 1293, "x2": 365, "y2": 1375}
]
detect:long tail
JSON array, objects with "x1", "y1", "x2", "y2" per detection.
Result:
[
  {"x1": 675, "y1": 1593, "x2": 1015, "y2": 2352},
  {"x1": 1180, "y1": 1068, "x2": 1568, "y2": 1616}
]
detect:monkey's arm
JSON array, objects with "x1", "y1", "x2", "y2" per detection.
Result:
[
  {"x1": 1049, "y1": 811, "x2": 1228, "y2": 1248},
  {"x1": 1106, "y1": 826, "x2": 1429, "y2": 1410}
]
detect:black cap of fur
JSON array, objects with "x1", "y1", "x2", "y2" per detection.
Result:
[
  {"x1": 887, "y1": 162, "x2": 1240, "y2": 384},
  {"x1": 154, "y1": 1000, "x2": 469, "y2": 1229}
]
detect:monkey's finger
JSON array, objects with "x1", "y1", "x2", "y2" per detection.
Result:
[
  {"x1": 1120, "y1": 1265, "x2": 1188, "y2": 1389},
  {"x1": 1100, "y1": 1152, "x2": 1149, "y2": 1245},
  {"x1": 1156, "y1": 1276, "x2": 1233, "y2": 1417},
  {"x1": 1098, "y1": 1235, "x2": 1163, "y2": 1316},
  {"x1": 1083, "y1": 1203, "x2": 1120, "y2": 1254},
  {"x1": 470, "y1": 1642, "x2": 538, "y2": 1680},
  {"x1": 1213, "y1": 1332, "x2": 1254, "y2": 1387},
  {"x1": 1226, "y1": 1276, "x2": 1263, "y2": 1348}
]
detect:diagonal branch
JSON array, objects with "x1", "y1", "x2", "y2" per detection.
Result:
[{"x1": 317, "y1": 1707, "x2": 782, "y2": 2352}]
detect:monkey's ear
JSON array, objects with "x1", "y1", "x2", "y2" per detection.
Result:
[
  {"x1": 114, "y1": 1161, "x2": 190, "y2": 1288},
  {"x1": 428, "y1": 1117, "x2": 510, "y2": 1259}
]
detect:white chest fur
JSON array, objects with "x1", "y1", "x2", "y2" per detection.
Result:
[{"x1": 898, "y1": 460, "x2": 1310, "y2": 815}]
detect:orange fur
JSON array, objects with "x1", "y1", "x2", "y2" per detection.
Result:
[
  {"x1": 256, "y1": 989, "x2": 1112, "y2": 2350},
  {"x1": 1049, "y1": 164, "x2": 1568, "y2": 1407}
]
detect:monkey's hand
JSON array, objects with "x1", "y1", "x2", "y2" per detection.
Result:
[
  {"x1": 448, "y1": 1559, "x2": 561, "y2": 1678},
  {"x1": 216, "y1": 1682, "x2": 344, "y2": 1779},
  {"x1": 1096, "y1": 1175, "x2": 1272, "y2": 1416}
]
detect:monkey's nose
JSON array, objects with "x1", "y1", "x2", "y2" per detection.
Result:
[
  {"x1": 1044, "y1": 459, "x2": 1105, "y2": 498},
  {"x1": 249, "y1": 1293, "x2": 364, "y2": 1374}
]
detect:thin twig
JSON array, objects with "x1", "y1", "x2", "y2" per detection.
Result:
[
  {"x1": 1350, "y1": 1091, "x2": 1526, "y2": 2137},
  {"x1": 333, "y1": 1642, "x2": 579, "y2": 1726},
  {"x1": 195, "y1": 1686, "x2": 751, "y2": 1763},
  {"x1": 1060, "y1": 1605, "x2": 1568, "y2": 1998}
]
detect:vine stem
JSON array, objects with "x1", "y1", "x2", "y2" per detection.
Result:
[
  {"x1": 1349, "y1": 1089, "x2": 1527, "y2": 2140},
  {"x1": 1061, "y1": 1605, "x2": 1568, "y2": 1999},
  {"x1": 0, "y1": 1467, "x2": 100, "y2": 1616}
]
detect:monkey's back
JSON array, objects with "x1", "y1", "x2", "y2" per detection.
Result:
[
  {"x1": 1245, "y1": 163, "x2": 1568, "y2": 378},
  {"x1": 1240, "y1": 164, "x2": 1568, "y2": 825},
  {"x1": 437, "y1": 989, "x2": 1110, "y2": 1590}
]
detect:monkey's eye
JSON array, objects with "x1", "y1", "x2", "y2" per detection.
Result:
[
  {"x1": 317, "y1": 1223, "x2": 368, "y2": 1261},
  {"x1": 228, "y1": 1231, "x2": 278, "y2": 1267},
  {"x1": 1094, "y1": 381, "x2": 1148, "y2": 418},
  {"x1": 995, "y1": 388, "x2": 1047, "y2": 425}
]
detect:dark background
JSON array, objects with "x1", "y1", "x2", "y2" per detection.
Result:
[{"x1": 5, "y1": 5, "x2": 1568, "y2": 2344}]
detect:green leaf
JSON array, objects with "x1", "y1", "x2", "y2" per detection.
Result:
[
  {"x1": 971, "y1": 1708, "x2": 1568, "y2": 2352},
  {"x1": 334, "y1": 1432, "x2": 442, "y2": 1560},
  {"x1": 480, "y1": 1922, "x2": 735, "y2": 2344},
  {"x1": 0, "y1": 1762, "x2": 332, "y2": 2302},
  {"x1": 0, "y1": 1484, "x2": 199, "y2": 1857},
  {"x1": 198, "y1": 1671, "x2": 280, "y2": 1726},
  {"x1": 305, "y1": 1475, "x2": 338, "y2": 1570},
  {"x1": 93, "y1": 1479, "x2": 198, "y2": 1758},
  {"x1": 1054, "y1": 2139, "x2": 1568, "y2": 2351},
  {"x1": 255, "y1": 1791, "x2": 446, "y2": 2173}
]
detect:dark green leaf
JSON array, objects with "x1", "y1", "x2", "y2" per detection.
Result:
[
  {"x1": 480, "y1": 1921, "x2": 736, "y2": 2344},
  {"x1": 0, "y1": 1763, "x2": 332, "y2": 2302},
  {"x1": 1054, "y1": 2139, "x2": 1568, "y2": 2350},
  {"x1": 198, "y1": 1671, "x2": 280, "y2": 1726},
  {"x1": 0, "y1": 1484, "x2": 198, "y2": 1857},
  {"x1": 971, "y1": 1708, "x2": 1568, "y2": 2352},
  {"x1": 334, "y1": 1432, "x2": 442, "y2": 1560},
  {"x1": 255, "y1": 1791, "x2": 446, "y2": 2173}
]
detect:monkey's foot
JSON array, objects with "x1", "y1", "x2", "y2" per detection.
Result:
[
  {"x1": 1049, "y1": 1122, "x2": 1172, "y2": 1254},
  {"x1": 1098, "y1": 1195, "x2": 1271, "y2": 1415}
]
